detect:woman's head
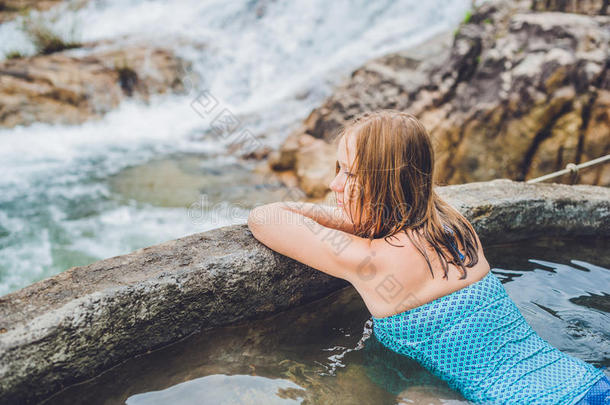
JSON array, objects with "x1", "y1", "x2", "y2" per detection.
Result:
[
  {"x1": 329, "y1": 110, "x2": 434, "y2": 238},
  {"x1": 328, "y1": 109, "x2": 480, "y2": 280}
]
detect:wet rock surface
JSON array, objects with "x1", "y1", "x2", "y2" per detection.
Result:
[
  {"x1": 0, "y1": 179, "x2": 609, "y2": 404},
  {"x1": 0, "y1": 43, "x2": 191, "y2": 128}
]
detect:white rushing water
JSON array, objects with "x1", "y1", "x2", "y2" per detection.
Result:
[{"x1": 0, "y1": 0, "x2": 471, "y2": 295}]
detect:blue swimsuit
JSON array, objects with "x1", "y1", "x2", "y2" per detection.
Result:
[{"x1": 370, "y1": 231, "x2": 608, "y2": 404}]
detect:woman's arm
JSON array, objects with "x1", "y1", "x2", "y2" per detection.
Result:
[
  {"x1": 277, "y1": 201, "x2": 357, "y2": 234},
  {"x1": 247, "y1": 203, "x2": 374, "y2": 282}
]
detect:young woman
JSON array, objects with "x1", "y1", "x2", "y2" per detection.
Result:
[{"x1": 247, "y1": 110, "x2": 609, "y2": 404}]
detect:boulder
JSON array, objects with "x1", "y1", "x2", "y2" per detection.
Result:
[
  {"x1": 0, "y1": 43, "x2": 192, "y2": 128},
  {"x1": 271, "y1": 0, "x2": 610, "y2": 197}
]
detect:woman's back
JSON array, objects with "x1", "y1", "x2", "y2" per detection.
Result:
[
  {"x1": 359, "y1": 224, "x2": 491, "y2": 319},
  {"x1": 371, "y1": 269, "x2": 606, "y2": 404}
]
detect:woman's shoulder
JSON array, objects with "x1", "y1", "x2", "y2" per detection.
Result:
[
  {"x1": 361, "y1": 227, "x2": 491, "y2": 318},
  {"x1": 354, "y1": 233, "x2": 432, "y2": 317}
]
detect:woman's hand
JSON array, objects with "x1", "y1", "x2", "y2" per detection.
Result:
[{"x1": 278, "y1": 201, "x2": 357, "y2": 234}]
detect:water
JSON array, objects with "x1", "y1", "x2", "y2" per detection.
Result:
[
  {"x1": 0, "y1": 0, "x2": 472, "y2": 295},
  {"x1": 42, "y1": 237, "x2": 610, "y2": 404}
]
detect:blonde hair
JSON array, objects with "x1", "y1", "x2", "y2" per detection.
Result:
[{"x1": 332, "y1": 109, "x2": 480, "y2": 280}]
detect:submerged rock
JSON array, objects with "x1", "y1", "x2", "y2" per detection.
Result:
[
  {"x1": 108, "y1": 153, "x2": 301, "y2": 209},
  {"x1": 0, "y1": 43, "x2": 192, "y2": 128},
  {"x1": 270, "y1": 0, "x2": 610, "y2": 198},
  {"x1": 0, "y1": 179, "x2": 608, "y2": 404}
]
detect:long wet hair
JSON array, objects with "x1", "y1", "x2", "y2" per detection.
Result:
[{"x1": 332, "y1": 109, "x2": 479, "y2": 280}]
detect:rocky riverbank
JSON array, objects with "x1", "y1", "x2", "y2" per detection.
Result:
[
  {"x1": 1, "y1": 0, "x2": 195, "y2": 128},
  {"x1": 266, "y1": 0, "x2": 610, "y2": 201},
  {"x1": 0, "y1": 42, "x2": 192, "y2": 128}
]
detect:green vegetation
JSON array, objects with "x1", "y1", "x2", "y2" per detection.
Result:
[
  {"x1": 454, "y1": 8, "x2": 474, "y2": 37},
  {"x1": 462, "y1": 10, "x2": 472, "y2": 24},
  {"x1": 4, "y1": 50, "x2": 25, "y2": 59},
  {"x1": 18, "y1": 8, "x2": 82, "y2": 55},
  {"x1": 484, "y1": 18, "x2": 492, "y2": 24}
]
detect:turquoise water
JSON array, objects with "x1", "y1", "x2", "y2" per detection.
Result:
[{"x1": 42, "y1": 236, "x2": 610, "y2": 404}]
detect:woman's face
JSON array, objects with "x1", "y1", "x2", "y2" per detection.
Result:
[{"x1": 329, "y1": 134, "x2": 361, "y2": 221}]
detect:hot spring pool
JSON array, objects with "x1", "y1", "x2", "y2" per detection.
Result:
[{"x1": 42, "y1": 236, "x2": 610, "y2": 405}]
